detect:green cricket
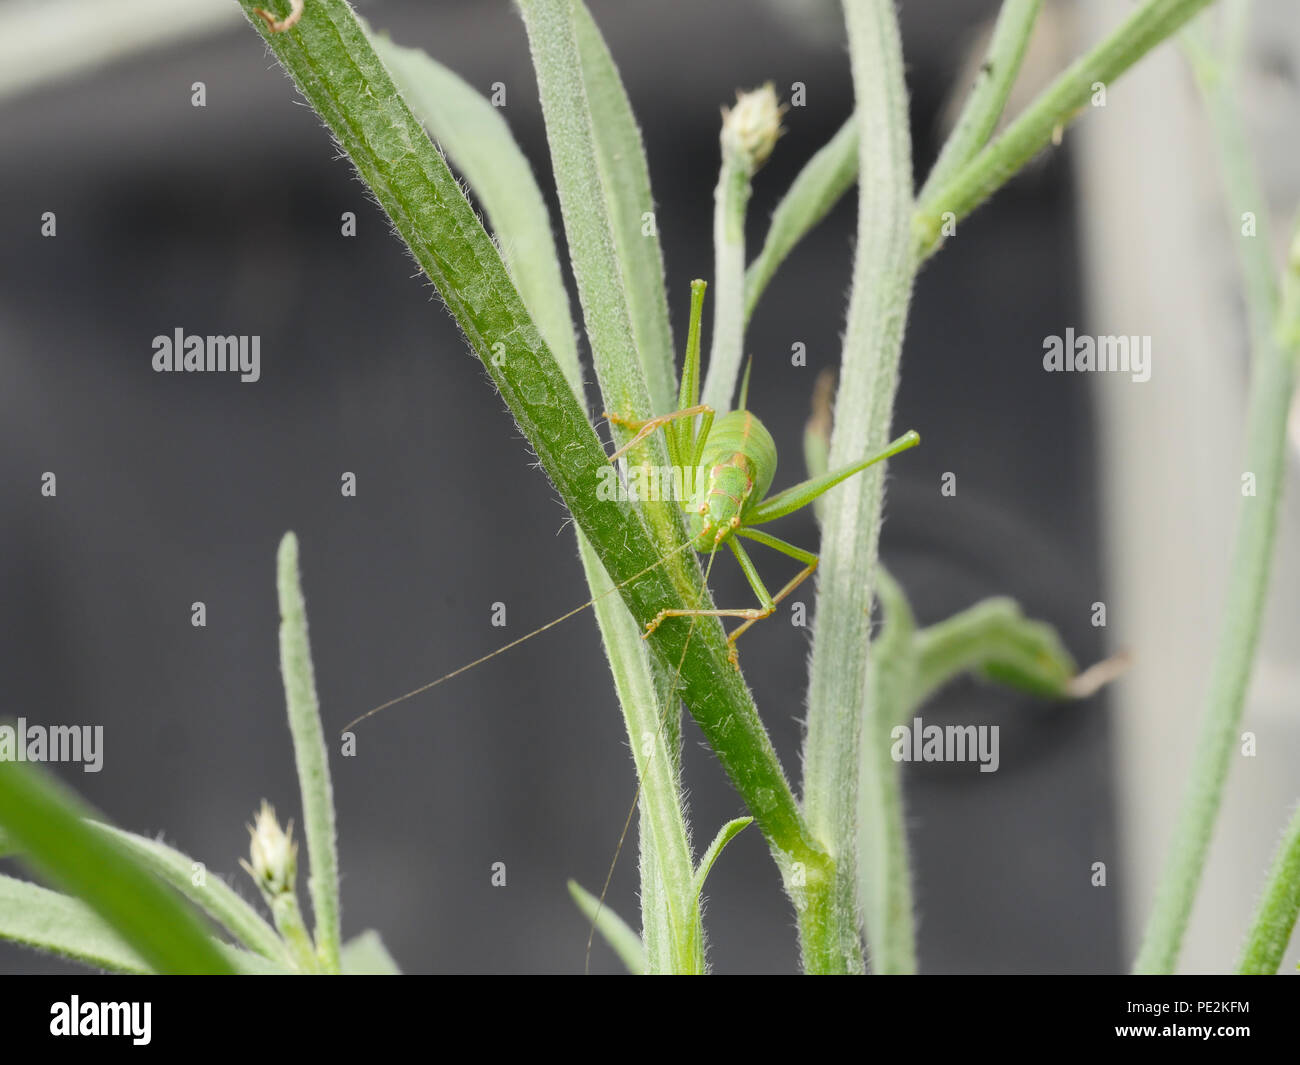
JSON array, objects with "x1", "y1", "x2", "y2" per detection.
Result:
[
  {"x1": 603, "y1": 278, "x2": 919, "y2": 666},
  {"x1": 344, "y1": 278, "x2": 917, "y2": 731}
]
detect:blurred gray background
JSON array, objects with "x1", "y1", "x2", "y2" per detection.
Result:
[{"x1": 0, "y1": 0, "x2": 1122, "y2": 973}]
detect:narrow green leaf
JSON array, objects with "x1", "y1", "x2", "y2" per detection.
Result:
[
  {"x1": 1135, "y1": 78, "x2": 1300, "y2": 974},
  {"x1": 571, "y1": 0, "x2": 677, "y2": 415},
  {"x1": 1237, "y1": 802, "x2": 1300, "y2": 974},
  {"x1": 567, "y1": 879, "x2": 646, "y2": 975},
  {"x1": 0, "y1": 759, "x2": 234, "y2": 974},
  {"x1": 520, "y1": 0, "x2": 673, "y2": 422},
  {"x1": 910, "y1": 597, "x2": 1079, "y2": 708},
  {"x1": 915, "y1": 0, "x2": 1217, "y2": 257},
  {"x1": 859, "y1": 567, "x2": 918, "y2": 973},
  {"x1": 374, "y1": 34, "x2": 580, "y2": 384},
  {"x1": 691, "y1": 817, "x2": 752, "y2": 904},
  {"x1": 0, "y1": 873, "x2": 152, "y2": 973},
  {"x1": 582, "y1": 537, "x2": 701, "y2": 975},
  {"x1": 0, "y1": 874, "x2": 285, "y2": 975},
  {"x1": 745, "y1": 118, "x2": 858, "y2": 325},
  {"x1": 341, "y1": 929, "x2": 403, "y2": 974},
  {"x1": 237, "y1": 0, "x2": 832, "y2": 940},
  {"x1": 370, "y1": 31, "x2": 699, "y2": 974},
  {"x1": 917, "y1": 0, "x2": 1043, "y2": 203},
  {"x1": 801, "y1": 0, "x2": 914, "y2": 975},
  {"x1": 89, "y1": 822, "x2": 291, "y2": 965},
  {"x1": 277, "y1": 531, "x2": 341, "y2": 972}
]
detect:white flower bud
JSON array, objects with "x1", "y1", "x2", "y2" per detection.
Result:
[
  {"x1": 241, "y1": 801, "x2": 297, "y2": 897},
  {"x1": 721, "y1": 83, "x2": 784, "y2": 174}
]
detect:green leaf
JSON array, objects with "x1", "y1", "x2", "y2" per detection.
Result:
[
  {"x1": 917, "y1": 0, "x2": 1043, "y2": 203},
  {"x1": 371, "y1": 32, "x2": 699, "y2": 974},
  {"x1": 0, "y1": 759, "x2": 234, "y2": 973},
  {"x1": 0, "y1": 874, "x2": 151, "y2": 973},
  {"x1": 801, "y1": 0, "x2": 914, "y2": 975},
  {"x1": 910, "y1": 597, "x2": 1079, "y2": 708},
  {"x1": 915, "y1": 0, "x2": 1218, "y2": 257},
  {"x1": 1237, "y1": 802, "x2": 1300, "y2": 975},
  {"x1": 1135, "y1": 46, "x2": 1300, "y2": 974},
  {"x1": 373, "y1": 34, "x2": 580, "y2": 388},
  {"x1": 341, "y1": 930, "x2": 403, "y2": 974},
  {"x1": 858, "y1": 567, "x2": 918, "y2": 973},
  {"x1": 745, "y1": 118, "x2": 858, "y2": 325},
  {"x1": 89, "y1": 821, "x2": 291, "y2": 966},
  {"x1": 236, "y1": 0, "x2": 832, "y2": 946},
  {"x1": 0, "y1": 826, "x2": 14, "y2": 858},
  {"x1": 277, "y1": 531, "x2": 341, "y2": 973},
  {"x1": 691, "y1": 817, "x2": 752, "y2": 904},
  {"x1": 519, "y1": 0, "x2": 674, "y2": 420},
  {"x1": 571, "y1": 0, "x2": 677, "y2": 415},
  {"x1": 567, "y1": 879, "x2": 646, "y2": 975},
  {"x1": 0, "y1": 874, "x2": 285, "y2": 975}
]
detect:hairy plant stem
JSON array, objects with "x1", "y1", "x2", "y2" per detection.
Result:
[
  {"x1": 236, "y1": 0, "x2": 836, "y2": 957},
  {"x1": 277, "y1": 532, "x2": 340, "y2": 972},
  {"x1": 914, "y1": 0, "x2": 1218, "y2": 258},
  {"x1": 801, "y1": 0, "x2": 915, "y2": 974},
  {"x1": 859, "y1": 569, "x2": 918, "y2": 973},
  {"x1": 1134, "y1": 19, "x2": 1299, "y2": 970},
  {"x1": 1237, "y1": 801, "x2": 1300, "y2": 974},
  {"x1": 378, "y1": 29, "x2": 697, "y2": 970},
  {"x1": 702, "y1": 154, "x2": 751, "y2": 412},
  {"x1": 917, "y1": 0, "x2": 1042, "y2": 203}
]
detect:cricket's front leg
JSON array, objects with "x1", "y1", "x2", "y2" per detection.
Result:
[{"x1": 603, "y1": 404, "x2": 712, "y2": 463}]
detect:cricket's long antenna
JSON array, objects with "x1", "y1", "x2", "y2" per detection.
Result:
[
  {"x1": 342, "y1": 538, "x2": 698, "y2": 734},
  {"x1": 584, "y1": 545, "x2": 721, "y2": 973}
]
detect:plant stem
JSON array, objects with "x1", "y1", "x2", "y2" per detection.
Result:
[
  {"x1": 380, "y1": 26, "x2": 698, "y2": 969},
  {"x1": 859, "y1": 568, "x2": 918, "y2": 973},
  {"x1": 1134, "y1": 25, "x2": 1299, "y2": 966},
  {"x1": 580, "y1": 536, "x2": 701, "y2": 973},
  {"x1": 1183, "y1": 20, "x2": 1276, "y2": 356},
  {"x1": 268, "y1": 891, "x2": 320, "y2": 972},
  {"x1": 236, "y1": 0, "x2": 835, "y2": 947},
  {"x1": 1237, "y1": 802, "x2": 1300, "y2": 974},
  {"x1": 801, "y1": 0, "x2": 915, "y2": 975},
  {"x1": 914, "y1": 0, "x2": 1218, "y2": 258},
  {"x1": 917, "y1": 0, "x2": 1042, "y2": 203},
  {"x1": 276, "y1": 532, "x2": 340, "y2": 972},
  {"x1": 702, "y1": 151, "x2": 751, "y2": 412}
]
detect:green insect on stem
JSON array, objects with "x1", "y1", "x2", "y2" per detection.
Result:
[{"x1": 603, "y1": 279, "x2": 920, "y2": 667}]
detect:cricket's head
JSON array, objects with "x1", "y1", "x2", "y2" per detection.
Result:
[{"x1": 689, "y1": 452, "x2": 754, "y2": 551}]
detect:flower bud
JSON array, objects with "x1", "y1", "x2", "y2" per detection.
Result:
[
  {"x1": 721, "y1": 83, "x2": 783, "y2": 174},
  {"x1": 241, "y1": 801, "x2": 297, "y2": 897}
]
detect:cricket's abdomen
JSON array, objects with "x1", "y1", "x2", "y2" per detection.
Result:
[{"x1": 687, "y1": 410, "x2": 778, "y2": 551}]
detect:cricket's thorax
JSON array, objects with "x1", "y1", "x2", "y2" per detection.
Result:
[{"x1": 687, "y1": 410, "x2": 777, "y2": 551}]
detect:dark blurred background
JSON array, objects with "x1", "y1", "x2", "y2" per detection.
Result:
[{"x1": 0, "y1": 0, "x2": 1117, "y2": 973}]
